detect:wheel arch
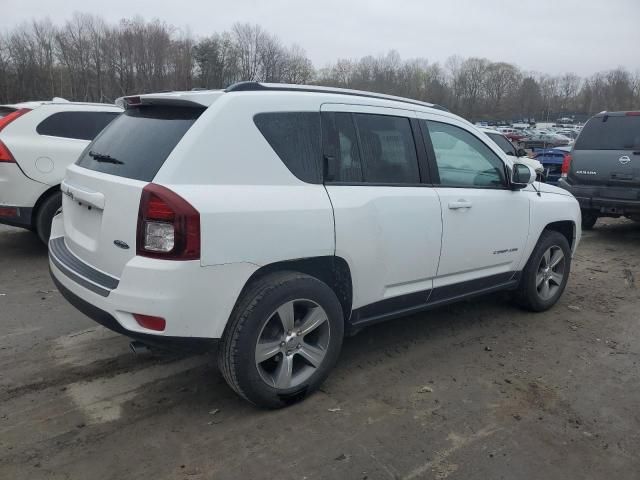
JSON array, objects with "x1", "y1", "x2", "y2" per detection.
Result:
[
  {"x1": 237, "y1": 256, "x2": 353, "y2": 325},
  {"x1": 32, "y1": 184, "x2": 61, "y2": 228},
  {"x1": 543, "y1": 220, "x2": 576, "y2": 251}
]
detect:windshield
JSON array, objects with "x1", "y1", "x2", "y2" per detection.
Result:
[
  {"x1": 487, "y1": 132, "x2": 516, "y2": 155},
  {"x1": 574, "y1": 115, "x2": 640, "y2": 150},
  {"x1": 76, "y1": 105, "x2": 205, "y2": 181}
]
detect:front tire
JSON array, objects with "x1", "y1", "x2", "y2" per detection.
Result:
[
  {"x1": 218, "y1": 271, "x2": 344, "y2": 408},
  {"x1": 515, "y1": 230, "x2": 571, "y2": 312},
  {"x1": 35, "y1": 192, "x2": 62, "y2": 245}
]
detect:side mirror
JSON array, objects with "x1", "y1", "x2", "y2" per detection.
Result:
[
  {"x1": 511, "y1": 162, "x2": 537, "y2": 188},
  {"x1": 516, "y1": 148, "x2": 528, "y2": 157}
]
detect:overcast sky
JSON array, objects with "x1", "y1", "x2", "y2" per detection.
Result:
[{"x1": 3, "y1": 0, "x2": 639, "y2": 77}]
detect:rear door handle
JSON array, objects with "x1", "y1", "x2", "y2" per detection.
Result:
[{"x1": 448, "y1": 200, "x2": 472, "y2": 210}]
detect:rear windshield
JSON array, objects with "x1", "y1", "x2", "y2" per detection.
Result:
[
  {"x1": 574, "y1": 115, "x2": 640, "y2": 150},
  {"x1": 76, "y1": 105, "x2": 205, "y2": 181}
]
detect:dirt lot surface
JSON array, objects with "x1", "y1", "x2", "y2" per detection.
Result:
[{"x1": 1, "y1": 219, "x2": 639, "y2": 480}]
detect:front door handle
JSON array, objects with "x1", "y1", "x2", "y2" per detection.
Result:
[{"x1": 448, "y1": 200, "x2": 472, "y2": 210}]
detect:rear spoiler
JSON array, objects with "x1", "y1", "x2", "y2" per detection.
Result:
[{"x1": 116, "y1": 90, "x2": 223, "y2": 109}]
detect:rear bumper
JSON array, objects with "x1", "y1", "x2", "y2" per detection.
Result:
[
  {"x1": 48, "y1": 213, "x2": 259, "y2": 342},
  {"x1": 557, "y1": 179, "x2": 640, "y2": 215},
  {"x1": 0, "y1": 205, "x2": 33, "y2": 228},
  {"x1": 0, "y1": 163, "x2": 49, "y2": 228},
  {"x1": 50, "y1": 269, "x2": 215, "y2": 352}
]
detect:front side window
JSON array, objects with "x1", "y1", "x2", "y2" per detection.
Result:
[
  {"x1": 353, "y1": 113, "x2": 420, "y2": 184},
  {"x1": 37, "y1": 111, "x2": 120, "y2": 141},
  {"x1": 424, "y1": 121, "x2": 506, "y2": 188}
]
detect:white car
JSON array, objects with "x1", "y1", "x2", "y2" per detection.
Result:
[
  {"x1": 479, "y1": 127, "x2": 544, "y2": 175},
  {"x1": 49, "y1": 83, "x2": 581, "y2": 408},
  {"x1": 0, "y1": 99, "x2": 121, "y2": 242}
]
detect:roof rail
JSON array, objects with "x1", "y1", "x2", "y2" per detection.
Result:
[{"x1": 224, "y1": 81, "x2": 449, "y2": 112}]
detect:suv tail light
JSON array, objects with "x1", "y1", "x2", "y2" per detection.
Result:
[
  {"x1": 0, "y1": 140, "x2": 16, "y2": 163},
  {"x1": 0, "y1": 108, "x2": 31, "y2": 163},
  {"x1": 137, "y1": 184, "x2": 200, "y2": 260},
  {"x1": 561, "y1": 153, "x2": 572, "y2": 178}
]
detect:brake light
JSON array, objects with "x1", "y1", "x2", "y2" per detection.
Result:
[
  {"x1": 626, "y1": 111, "x2": 640, "y2": 116},
  {"x1": 137, "y1": 183, "x2": 200, "y2": 260},
  {"x1": 133, "y1": 314, "x2": 166, "y2": 331},
  {"x1": 0, "y1": 140, "x2": 15, "y2": 163},
  {"x1": 124, "y1": 96, "x2": 141, "y2": 106},
  {"x1": 0, "y1": 108, "x2": 30, "y2": 132},
  {"x1": 0, "y1": 108, "x2": 30, "y2": 163},
  {"x1": 561, "y1": 153, "x2": 572, "y2": 178}
]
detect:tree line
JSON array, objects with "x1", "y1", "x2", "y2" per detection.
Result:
[{"x1": 1, "y1": 14, "x2": 638, "y2": 121}]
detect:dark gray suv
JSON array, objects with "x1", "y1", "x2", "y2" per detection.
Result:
[{"x1": 558, "y1": 111, "x2": 640, "y2": 229}]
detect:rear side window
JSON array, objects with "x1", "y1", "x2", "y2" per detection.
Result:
[
  {"x1": 321, "y1": 112, "x2": 364, "y2": 182},
  {"x1": 76, "y1": 106, "x2": 204, "y2": 182},
  {"x1": 254, "y1": 112, "x2": 321, "y2": 183},
  {"x1": 37, "y1": 111, "x2": 120, "y2": 141},
  {"x1": 353, "y1": 113, "x2": 420, "y2": 184},
  {"x1": 575, "y1": 115, "x2": 640, "y2": 150}
]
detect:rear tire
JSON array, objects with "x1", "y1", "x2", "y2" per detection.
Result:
[
  {"x1": 515, "y1": 230, "x2": 571, "y2": 312},
  {"x1": 581, "y1": 212, "x2": 597, "y2": 230},
  {"x1": 35, "y1": 192, "x2": 61, "y2": 245},
  {"x1": 218, "y1": 271, "x2": 344, "y2": 408}
]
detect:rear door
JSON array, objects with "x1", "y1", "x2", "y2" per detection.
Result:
[
  {"x1": 321, "y1": 104, "x2": 442, "y2": 310},
  {"x1": 61, "y1": 104, "x2": 205, "y2": 277},
  {"x1": 570, "y1": 113, "x2": 640, "y2": 190}
]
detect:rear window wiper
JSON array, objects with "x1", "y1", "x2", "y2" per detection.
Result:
[{"x1": 89, "y1": 150, "x2": 124, "y2": 165}]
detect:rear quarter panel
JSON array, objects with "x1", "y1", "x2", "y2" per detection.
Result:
[{"x1": 157, "y1": 93, "x2": 335, "y2": 268}]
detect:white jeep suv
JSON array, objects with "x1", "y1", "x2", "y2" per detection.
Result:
[
  {"x1": 0, "y1": 99, "x2": 121, "y2": 242},
  {"x1": 49, "y1": 83, "x2": 581, "y2": 408}
]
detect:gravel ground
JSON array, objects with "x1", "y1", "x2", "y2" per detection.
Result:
[{"x1": 1, "y1": 219, "x2": 639, "y2": 480}]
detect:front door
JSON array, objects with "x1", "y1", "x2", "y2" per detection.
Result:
[{"x1": 418, "y1": 117, "x2": 531, "y2": 289}]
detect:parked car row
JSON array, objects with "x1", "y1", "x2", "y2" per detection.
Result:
[{"x1": 4, "y1": 83, "x2": 636, "y2": 408}]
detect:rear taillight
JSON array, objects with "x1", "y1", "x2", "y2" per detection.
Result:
[
  {"x1": 0, "y1": 140, "x2": 16, "y2": 163},
  {"x1": 137, "y1": 183, "x2": 200, "y2": 260},
  {"x1": 0, "y1": 108, "x2": 31, "y2": 163},
  {"x1": 625, "y1": 111, "x2": 640, "y2": 116},
  {"x1": 561, "y1": 153, "x2": 572, "y2": 178},
  {"x1": 0, "y1": 108, "x2": 30, "y2": 132}
]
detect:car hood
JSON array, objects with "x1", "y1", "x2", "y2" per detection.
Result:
[{"x1": 535, "y1": 182, "x2": 573, "y2": 196}]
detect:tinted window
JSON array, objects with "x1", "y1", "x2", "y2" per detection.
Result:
[
  {"x1": 37, "y1": 111, "x2": 119, "y2": 141},
  {"x1": 321, "y1": 112, "x2": 363, "y2": 182},
  {"x1": 353, "y1": 113, "x2": 420, "y2": 184},
  {"x1": 574, "y1": 115, "x2": 640, "y2": 150},
  {"x1": 254, "y1": 112, "x2": 321, "y2": 183},
  {"x1": 424, "y1": 121, "x2": 506, "y2": 188},
  {"x1": 487, "y1": 132, "x2": 516, "y2": 156},
  {"x1": 76, "y1": 106, "x2": 204, "y2": 182}
]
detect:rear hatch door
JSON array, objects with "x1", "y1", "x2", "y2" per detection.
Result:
[
  {"x1": 569, "y1": 113, "x2": 640, "y2": 189},
  {"x1": 61, "y1": 104, "x2": 206, "y2": 278}
]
